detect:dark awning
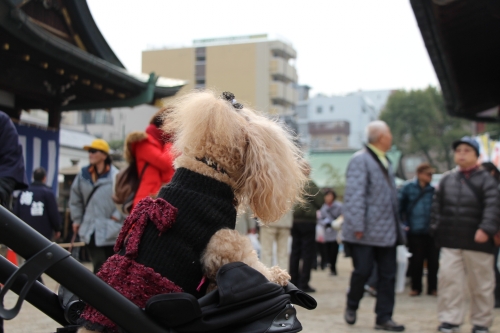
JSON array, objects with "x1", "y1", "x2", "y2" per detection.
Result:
[
  {"x1": 410, "y1": 0, "x2": 500, "y2": 122},
  {"x1": 0, "y1": 0, "x2": 184, "y2": 118}
]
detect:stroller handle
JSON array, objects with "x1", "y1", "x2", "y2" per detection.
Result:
[{"x1": 0, "y1": 205, "x2": 169, "y2": 333}]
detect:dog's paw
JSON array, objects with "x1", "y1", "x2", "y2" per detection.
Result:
[{"x1": 269, "y1": 266, "x2": 290, "y2": 286}]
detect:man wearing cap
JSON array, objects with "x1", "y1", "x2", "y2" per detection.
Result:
[
  {"x1": 398, "y1": 163, "x2": 438, "y2": 297},
  {"x1": 69, "y1": 139, "x2": 123, "y2": 273},
  {"x1": 432, "y1": 137, "x2": 500, "y2": 333}
]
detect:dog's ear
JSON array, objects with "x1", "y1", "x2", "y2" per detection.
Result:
[{"x1": 236, "y1": 115, "x2": 307, "y2": 223}]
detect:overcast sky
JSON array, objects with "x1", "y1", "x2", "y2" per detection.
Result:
[{"x1": 87, "y1": 0, "x2": 439, "y2": 96}]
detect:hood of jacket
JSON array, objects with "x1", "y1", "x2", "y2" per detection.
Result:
[{"x1": 124, "y1": 131, "x2": 148, "y2": 163}]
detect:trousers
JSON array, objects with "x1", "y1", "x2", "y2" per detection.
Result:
[
  {"x1": 289, "y1": 223, "x2": 316, "y2": 289},
  {"x1": 346, "y1": 243, "x2": 397, "y2": 323},
  {"x1": 408, "y1": 234, "x2": 439, "y2": 294},
  {"x1": 437, "y1": 248, "x2": 495, "y2": 327},
  {"x1": 260, "y1": 226, "x2": 290, "y2": 270},
  {"x1": 86, "y1": 234, "x2": 115, "y2": 274}
]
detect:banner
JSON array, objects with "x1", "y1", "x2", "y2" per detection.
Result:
[
  {"x1": 14, "y1": 123, "x2": 60, "y2": 195},
  {"x1": 474, "y1": 134, "x2": 500, "y2": 169}
]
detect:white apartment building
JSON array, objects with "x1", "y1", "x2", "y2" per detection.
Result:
[{"x1": 297, "y1": 90, "x2": 393, "y2": 151}]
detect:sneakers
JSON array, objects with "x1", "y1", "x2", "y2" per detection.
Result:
[
  {"x1": 375, "y1": 319, "x2": 405, "y2": 332},
  {"x1": 472, "y1": 326, "x2": 488, "y2": 333},
  {"x1": 344, "y1": 308, "x2": 356, "y2": 325},
  {"x1": 437, "y1": 323, "x2": 460, "y2": 333}
]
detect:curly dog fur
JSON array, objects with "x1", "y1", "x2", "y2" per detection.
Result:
[
  {"x1": 164, "y1": 90, "x2": 307, "y2": 288},
  {"x1": 78, "y1": 90, "x2": 307, "y2": 332}
]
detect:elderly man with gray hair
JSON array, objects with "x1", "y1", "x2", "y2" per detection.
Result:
[{"x1": 342, "y1": 120, "x2": 406, "y2": 332}]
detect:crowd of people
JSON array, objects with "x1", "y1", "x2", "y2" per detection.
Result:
[
  {"x1": 335, "y1": 122, "x2": 498, "y2": 333},
  {"x1": 250, "y1": 120, "x2": 500, "y2": 333},
  {"x1": 2, "y1": 107, "x2": 500, "y2": 333}
]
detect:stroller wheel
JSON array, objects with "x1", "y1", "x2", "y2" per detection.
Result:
[{"x1": 64, "y1": 300, "x2": 85, "y2": 324}]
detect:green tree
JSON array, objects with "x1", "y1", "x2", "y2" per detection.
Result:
[
  {"x1": 320, "y1": 163, "x2": 346, "y2": 197},
  {"x1": 108, "y1": 139, "x2": 125, "y2": 152},
  {"x1": 380, "y1": 86, "x2": 470, "y2": 172}
]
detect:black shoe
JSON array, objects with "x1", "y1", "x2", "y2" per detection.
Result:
[
  {"x1": 437, "y1": 323, "x2": 460, "y2": 333},
  {"x1": 301, "y1": 286, "x2": 316, "y2": 293},
  {"x1": 344, "y1": 308, "x2": 356, "y2": 325},
  {"x1": 329, "y1": 271, "x2": 337, "y2": 276},
  {"x1": 495, "y1": 299, "x2": 500, "y2": 308},
  {"x1": 472, "y1": 326, "x2": 489, "y2": 333},
  {"x1": 375, "y1": 319, "x2": 405, "y2": 332}
]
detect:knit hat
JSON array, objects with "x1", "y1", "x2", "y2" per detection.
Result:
[{"x1": 452, "y1": 136, "x2": 480, "y2": 157}]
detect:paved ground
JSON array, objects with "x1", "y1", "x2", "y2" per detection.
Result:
[{"x1": 3, "y1": 256, "x2": 500, "y2": 333}]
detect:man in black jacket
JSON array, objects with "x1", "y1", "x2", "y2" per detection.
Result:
[
  {"x1": 14, "y1": 167, "x2": 61, "y2": 242},
  {"x1": 432, "y1": 137, "x2": 500, "y2": 333}
]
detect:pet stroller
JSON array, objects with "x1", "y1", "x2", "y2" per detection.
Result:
[{"x1": 0, "y1": 205, "x2": 316, "y2": 333}]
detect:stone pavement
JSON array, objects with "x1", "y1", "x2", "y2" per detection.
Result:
[{"x1": 3, "y1": 257, "x2": 500, "y2": 333}]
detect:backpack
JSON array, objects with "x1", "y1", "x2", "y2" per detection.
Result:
[{"x1": 112, "y1": 160, "x2": 148, "y2": 216}]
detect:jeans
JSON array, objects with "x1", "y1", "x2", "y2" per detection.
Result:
[{"x1": 346, "y1": 243, "x2": 397, "y2": 324}]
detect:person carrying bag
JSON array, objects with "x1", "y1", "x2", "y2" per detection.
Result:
[{"x1": 69, "y1": 139, "x2": 123, "y2": 273}]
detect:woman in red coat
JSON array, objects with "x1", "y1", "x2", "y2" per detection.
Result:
[{"x1": 124, "y1": 108, "x2": 175, "y2": 209}]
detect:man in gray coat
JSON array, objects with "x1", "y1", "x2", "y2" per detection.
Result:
[{"x1": 343, "y1": 121, "x2": 406, "y2": 332}]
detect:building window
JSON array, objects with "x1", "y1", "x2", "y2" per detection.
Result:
[
  {"x1": 195, "y1": 64, "x2": 206, "y2": 78},
  {"x1": 316, "y1": 106, "x2": 322, "y2": 114},
  {"x1": 195, "y1": 47, "x2": 206, "y2": 61},
  {"x1": 330, "y1": 105, "x2": 334, "y2": 112},
  {"x1": 195, "y1": 47, "x2": 206, "y2": 89}
]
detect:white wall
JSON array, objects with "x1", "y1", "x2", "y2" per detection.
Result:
[
  {"x1": 349, "y1": 90, "x2": 393, "y2": 118},
  {"x1": 61, "y1": 104, "x2": 160, "y2": 142},
  {"x1": 306, "y1": 95, "x2": 377, "y2": 149},
  {"x1": 59, "y1": 146, "x2": 89, "y2": 170}
]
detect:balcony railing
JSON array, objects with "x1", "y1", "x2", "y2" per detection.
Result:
[
  {"x1": 270, "y1": 41, "x2": 297, "y2": 59},
  {"x1": 270, "y1": 58, "x2": 298, "y2": 83},
  {"x1": 270, "y1": 82, "x2": 297, "y2": 106},
  {"x1": 268, "y1": 104, "x2": 295, "y2": 116}
]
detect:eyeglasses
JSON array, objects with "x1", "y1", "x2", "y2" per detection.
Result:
[{"x1": 88, "y1": 149, "x2": 100, "y2": 154}]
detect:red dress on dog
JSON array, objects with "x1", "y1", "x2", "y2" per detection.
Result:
[{"x1": 79, "y1": 168, "x2": 237, "y2": 332}]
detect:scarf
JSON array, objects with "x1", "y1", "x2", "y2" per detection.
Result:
[
  {"x1": 459, "y1": 165, "x2": 479, "y2": 179},
  {"x1": 88, "y1": 164, "x2": 110, "y2": 183}
]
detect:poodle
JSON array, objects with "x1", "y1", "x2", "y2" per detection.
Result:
[{"x1": 78, "y1": 90, "x2": 307, "y2": 332}]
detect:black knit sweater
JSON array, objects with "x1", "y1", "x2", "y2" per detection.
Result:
[{"x1": 134, "y1": 167, "x2": 236, "y2": 297}]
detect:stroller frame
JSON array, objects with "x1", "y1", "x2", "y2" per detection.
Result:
[{"x1": 0, "y1": 205, "x2": 316, "y2": 333}]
